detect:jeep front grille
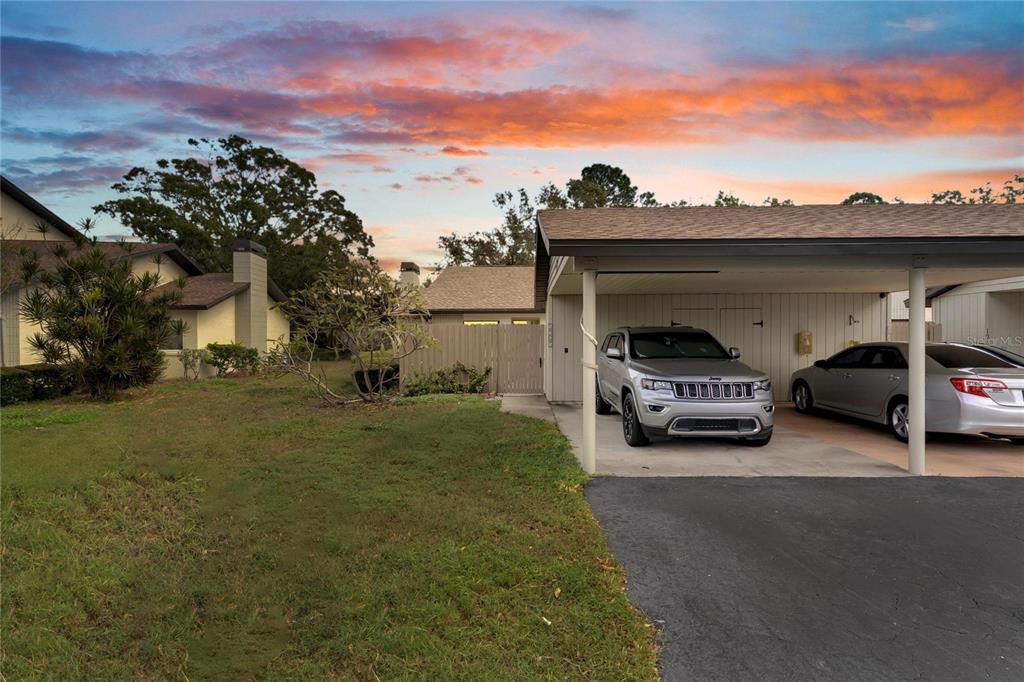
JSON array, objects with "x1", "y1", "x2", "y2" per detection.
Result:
[{"x1": 673, "y1": 381, "x2": 754, "y2": 400}]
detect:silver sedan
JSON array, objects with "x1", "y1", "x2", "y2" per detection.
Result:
[{"x1": 790, "y1": 342, "x2": 1024, "y2": 444}]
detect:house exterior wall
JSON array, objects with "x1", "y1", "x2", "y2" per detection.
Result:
[
  {"x1": 267, "y1": 305, "x2": 289, "y2": 346},
  {"x1": 195, "y1": 298, "x2": 237, "y2": 347},
  {"x1": 0, "y1": 191, "x2": 75, "y2": 241},
  {"x1": 986, "y1": 291, "x2": 1024, "y2": 350},
  {"x1": 931, "y1": 291, "x2": 988, "y2": 345},
  {"x1": 545, "y1": 292, "x2": 888, "y2": 402},
  {"x1": 1, "y1": 288, "x2": 22, "y2": 365},
  {"x1": 130, "y1": 255, "x2": 188, "y2": 285}
]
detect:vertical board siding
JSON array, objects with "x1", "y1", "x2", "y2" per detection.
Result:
[
  {"x1": 400, "y1": 323, "x2": 544, "y2": 393},
  {"x1": 1, "y1": 288, "x2": 21, "y2": 366},
  {"x1": 547, "y1": 292, "x2": 888, "y2": 402},
  {"x1": 932, "y1": 292, "x2": 988, "y2": 343},
  {"x1": 986, "y1": 292, "x2": 1024, "y2": 349}
]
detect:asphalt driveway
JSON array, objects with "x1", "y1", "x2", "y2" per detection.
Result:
[{"x1": 586, "y1": 477, "x2": 1024, "y2": 681}]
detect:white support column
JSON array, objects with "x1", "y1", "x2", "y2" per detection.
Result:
[
  {"x1": 907, "y1": 265, "x2": 927, "y2": 475},
  {"x1": 581, "y1": 270, "x2": 598, "y2": 475}
]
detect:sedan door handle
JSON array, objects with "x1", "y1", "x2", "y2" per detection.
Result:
[{"x1": 841, "y1": 372, "x2": 853, "y2": 379}]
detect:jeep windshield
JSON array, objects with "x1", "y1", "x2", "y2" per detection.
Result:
[{"x1": 629, "y1": 331, "x2": 729, "y2": 359}]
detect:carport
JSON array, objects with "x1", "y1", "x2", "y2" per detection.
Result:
[{"x1": 534, "y1": 204, "x2": 1024, "y2": 475}]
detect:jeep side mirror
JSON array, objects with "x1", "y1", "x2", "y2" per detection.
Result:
[
  {"x1": 728, "y1": 347, "x2": 741, "y2": 359},
  {"x1": 814, "y1": 359, "x2": 828, "y2": 369},
  {"x1": 606, "y1": 347, "x2": 623, "y2": 360}
]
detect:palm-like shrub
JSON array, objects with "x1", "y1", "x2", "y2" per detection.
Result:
[{"x1": 19, "y1": 243, "x2": 186, "y2": 399}]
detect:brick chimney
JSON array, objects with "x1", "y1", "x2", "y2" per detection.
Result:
[
  {"x1": 233, "y1": 239, "x2": 268, "y2": 350},
  {"x1": 399, "y1": 261, "x2": 421, "y2": 288}
]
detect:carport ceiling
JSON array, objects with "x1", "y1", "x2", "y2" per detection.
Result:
[
  {"x1": 549, "y1": 268, "x2": 1024, "y2": 295},
  {"x1": 548, "y1": 266, "x2": 1024, "y2": 292}
]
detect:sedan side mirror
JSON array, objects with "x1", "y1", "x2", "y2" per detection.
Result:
[
  {"x1": 814, "y1": 359, "x2": 828, "y2": 369},
  {"x1": 606, "y1": 347, "x2": 623, "y2": 360},
  {"x1": 728, "y1": 347, "x2": 741, "y2": 359}
]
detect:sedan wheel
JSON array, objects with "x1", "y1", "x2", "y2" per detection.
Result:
[
  {"x1": 889, "y1": 401, "x2": 910, "y2": 442},
  {"x1": 793, "y1": 382, "x2": 813, "y2": 413}
]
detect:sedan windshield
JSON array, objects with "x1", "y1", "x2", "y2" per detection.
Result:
[
  {"x1": 926, "y1": 345, "x2": 1016, "y2": 369},
  {"x1": 630, "y1": 331, "x2": 728, "y2": 359}
]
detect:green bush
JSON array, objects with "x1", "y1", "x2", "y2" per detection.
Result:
[
  {"x1": 205, "y1": 343, "x2": 261, "y2": 377},
  {"x1": 0, "y1": 364, "x2": 75, "y2": 405},
  {"x1": 403, "y1": 363, "x2": 492, "y2": 397}
]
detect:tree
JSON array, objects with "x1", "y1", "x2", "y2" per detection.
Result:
[
  {"x1": 841, "y1": 192, "x2": 886, "y2": 205},
  {"x1": 931, "y1": 175, "x2": 1023, "y2": 204},
  {"x1": 713, "y1": 191, "x2": 746, "y2": 207},
  {"x1": 18, "y1": 240, "x2": 186, "y2": 398},
  {"x1": 763, "y1": 197, "x2": 794, "y2": 207},
  {"x1": 565, "y1": 163, "x2": 641, "y2": 208},
  {"x1": 94, "y1": 135, "x2": 373, "y2": 294},
  {"x1": 270, "y1": 261, "x2": 434, "y2": 403},
  {"x1": 1000, "y1": 174, "x2": 1024, "y2": 203},
  {"x1": 437, "y1": 189, "x2": 537, "y2": 267}
]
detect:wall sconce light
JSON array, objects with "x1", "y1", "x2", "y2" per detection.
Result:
[{"x1": 848, "y1": 314, "x2": 860, "y2": 326}]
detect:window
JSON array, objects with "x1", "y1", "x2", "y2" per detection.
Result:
[
  {"x1": 628, "y1": 330, "x2": 728, "y2": 359},
  {"x1": 463, "y1": 320, "x2": 498, "y2": 326},
  {"x1": 826, "y1": 346, "x2": 871, "y2": 368},
  {"x1": 865, "y1": 347, "x2": 907, "y2": 369},
  {"x1": 926, "y1": 345, "x2": 1015, "y2": 369},
  {"x1": 160, "y1": 332, "x2": 183, "y2": 350}
]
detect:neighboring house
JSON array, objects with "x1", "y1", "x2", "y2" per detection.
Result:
[
  {"x1": 929, "y1": 275, "x2": 1024, "y2": 350},
  {"x1": 411, "y1": 263, "x2": 544, "y2": 325},
  {"x1": 0, "y1": 177, "x2": 289, "y2": 375}
]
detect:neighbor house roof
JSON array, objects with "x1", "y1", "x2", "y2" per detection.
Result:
[
  {"x1": 151, "y1": 273, "x2": 288, "y2": 309},
  {"x1": 537, "y1": 204, "x2": 1024, "y2": 242},
  {"x1": 1, "y1": 176, "x2": 86, "y2": 240},
  {"x1": 423, "y1": 266, "x2": 538, "y2": 312},
  {"x1": 1, "y1": 239, "x2": 204, "y2": 290}
]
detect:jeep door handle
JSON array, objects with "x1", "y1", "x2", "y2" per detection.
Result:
[
  {"x1": 841, "y1": 372, "x2": 853, "y2": 379},
  {"x1": 888, "y1": 374, "x2": 903, "y2": 381}
]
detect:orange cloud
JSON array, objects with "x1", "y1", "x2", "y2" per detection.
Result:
[{"x1": 306, "y1": 52, "x2": 1021, "y2": 147}]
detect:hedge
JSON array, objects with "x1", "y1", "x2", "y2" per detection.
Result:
[{"x1": 0, "y1": 364, "x2": 76, "y2": 405}]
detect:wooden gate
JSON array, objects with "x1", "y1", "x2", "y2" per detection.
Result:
[{"x1": 401, "y1": 324, "x2": 545, "y2": 394}]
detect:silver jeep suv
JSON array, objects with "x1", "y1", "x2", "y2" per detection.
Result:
[{"x1": 596, "y1": 326, "x2": 775, "y2": 447}]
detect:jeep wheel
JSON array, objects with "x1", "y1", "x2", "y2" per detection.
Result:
[
  {"x1": 621, "y1": 392, "x2": 650, "y2": 447},
  {"x1": 595, "y1": 378, "x2": 612, "y2": 415}
]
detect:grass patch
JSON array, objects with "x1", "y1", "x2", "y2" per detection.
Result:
[{"x1": 2, "y1": 363, "x2": 656, "y2": 680}]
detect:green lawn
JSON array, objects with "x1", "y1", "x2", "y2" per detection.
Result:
[{"x1": 1, "y1": 364, "x2": 657, "y2": 680}]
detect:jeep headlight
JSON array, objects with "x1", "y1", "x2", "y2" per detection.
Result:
[
  {"x1": 640, "y1": 378, "x2": 673, "y2": 391},
  {"x1": 754, "y1": 379, "x2": 772, "y2": 392}
]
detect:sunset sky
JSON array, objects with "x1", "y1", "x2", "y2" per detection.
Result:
[{"x1": 2, "y1": 1, "x2": 1022, "y2": 272}]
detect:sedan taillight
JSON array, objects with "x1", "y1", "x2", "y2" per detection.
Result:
[{"x1": 949, "y1": 377, "x2": 1008, "y2": 398}]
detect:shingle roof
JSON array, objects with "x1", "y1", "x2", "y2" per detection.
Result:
[
  {"x1": 2, "y1": 176, "x2": 86, "y2": 240},
  {"x1": 423, "y1": 266, "x2": 537, "y2": 312},
  {"x1": 152, "y1": 273, "x2": 249, "y2": 309},
  {"x1": 537, "y1": 204, "x2": 1024, "y2": 242},
  {"x1": 1, "y1": 239, "x2": 200, "y2": 289}
]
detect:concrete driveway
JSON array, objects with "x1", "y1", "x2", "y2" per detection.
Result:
[
  {"x1": 549, "y1": 402, "x2": 906, "y2": 477},
  {"x1": 501, "y1": 397, "x2": 1022, "y2": 477},
  {"x1": 587, "y1": 477, "x2": 1024, "y2": 681}
]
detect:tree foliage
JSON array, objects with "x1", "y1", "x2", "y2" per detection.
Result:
[
  {"x1": 271, "y1": 261, "x2": 434, "y2": 403},
  {"x1": 94, "y1": 135, "x2": 373, "y2": 294},
  {"x1": 841, "y1": 192, "x2": 886, "y2": 205},
  {"x1": 931, "y1": 175, "x2": 1023, "y2": 205},
  {"x1": 437, "y1": 189, "x2": 537, "y2": 267},
  {"x1": 18, "y1": 240, "x2": 186, "y2": 399}
]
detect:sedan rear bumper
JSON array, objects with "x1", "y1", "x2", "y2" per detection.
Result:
[{"x1": 931, "y1": 394, "x2": 1024, "y2": 437}]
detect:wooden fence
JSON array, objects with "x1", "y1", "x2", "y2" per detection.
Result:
[{"x1": 401, "y1": 324, "x2": 545, "y2": 394}]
